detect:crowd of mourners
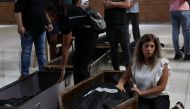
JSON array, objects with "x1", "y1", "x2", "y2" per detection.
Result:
[{"x1": 13, "y1": 0, "x2": 189, "y2": 109}]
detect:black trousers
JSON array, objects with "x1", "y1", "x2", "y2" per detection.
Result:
[
  {"x1": 106, "y1": 24, "x2": 131, "y2": 70},
  {"x1": 126, "y1": 13, "x2": 140, "y2": 41},
  {"x1": 73, "y1": 28, "x2": 98, "y2": 84},
  {"x1": 138, "y1": 95, "x2": 170, "y2": 109}
]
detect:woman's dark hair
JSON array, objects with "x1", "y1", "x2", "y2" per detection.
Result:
[
  {"x1": 45, "y1": 0, "x2": 67, "y2": 19},
  {"x1": 133, "y1": 34, "x2": 162, "y2": 70}
]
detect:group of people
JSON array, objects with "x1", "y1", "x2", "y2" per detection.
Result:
[
  {"x1": 14, "y1": 0, "x2": 98, "y2": 84},
  {"x1": 14, "y1": 0, "x2": 180, "y2": 109},
  {"x1": 14, "y1": 0, "x2": 141, "y2": 84}
]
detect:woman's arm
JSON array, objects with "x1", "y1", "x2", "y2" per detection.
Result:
[
  {"x1": 116, "y1": 65, "x2": 133, "y2": 92},
  {"x1": 132, "y1": 64, "x2": 169, "y2": 96}
]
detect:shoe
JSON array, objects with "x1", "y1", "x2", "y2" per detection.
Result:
[
  {"x1": 171, "y1": 101, "x2": 184, "y2": 109},
  {"x1": 183, "y1": 54, "x2": 190, "y2": 60},
  {"x1": 174, "y1": 52, "x2": 183, "y2": 60},
  {"x1": 180, "y1": 46, "x2": 184, "y2": 52},
  {"x1": 160, "y1": 43, "x2": 165, "y2": 48},
  {"x1": 18, "y1": 74, "x2": 28, "y2": 80}
]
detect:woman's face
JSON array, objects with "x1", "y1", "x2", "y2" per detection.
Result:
[{"x1": 142, "y1": 41, "x2": 155, "y2": 59}]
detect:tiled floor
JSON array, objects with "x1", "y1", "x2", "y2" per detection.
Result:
[
  {"x1": 0, "y1": 24, "x2": 190, "y2": 108},
  {"x1": 162, "y1": 49, "x2": 190, "y2": 108},
  {"x1": 0, "y1": 25, "x2": 37, "y2": 86}
]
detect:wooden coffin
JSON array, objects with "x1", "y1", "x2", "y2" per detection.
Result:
[
  {"x1": 61, "y1": 71, "x2": 138, "y2": 109},
  {"x1": 0, "y1": 71, "x2": 63, "y2": 109},
  {"x1": 44, "y1": 44, "x2": 113, "y2": 76}
]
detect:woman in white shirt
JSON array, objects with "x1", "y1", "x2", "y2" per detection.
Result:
[{"x1": 116, "y1": 34, "x2": 171, "y2": 109}]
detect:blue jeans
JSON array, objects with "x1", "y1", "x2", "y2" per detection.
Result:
[
  {"x1": 170, "y1": 11, "x2": 190, "y2": 54},
  {"x1": 20, "y1": 31, "x2": 46, "y2": 75},
  {"x1": 106, "y1": 24, "x2": 131, "y2": 70}
]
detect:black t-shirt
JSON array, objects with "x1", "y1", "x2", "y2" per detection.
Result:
[
  {"x1": 14, "y1": 0, "x2": 48, "y2": 35},
  {"x1": 57, "y1": 4, "x2": 92, "y2": 35},
  {"x1": 104, "y1": 0, "x2": 127, "y2": 25}
]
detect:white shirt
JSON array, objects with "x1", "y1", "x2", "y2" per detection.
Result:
[{"x1": 131, "y1": 58, "x2": 171, "y2": 98}]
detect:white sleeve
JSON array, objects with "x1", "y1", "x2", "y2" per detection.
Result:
[{"x1": 156, "y1": 58, "x2": 172, "y2": 82}]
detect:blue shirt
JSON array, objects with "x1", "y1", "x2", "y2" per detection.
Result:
[{"x1": 126, "y1": 1, "x2": 139, "y2": 13}]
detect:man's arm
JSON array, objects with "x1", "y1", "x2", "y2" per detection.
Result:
[
  {"x1": 45, "y1": 12, "x2": 53, "y2": 32},
  {"x1": 61, "y1": 32, "x2": 72, "y2": 70},
  {"x1": 15, "y1": 12, "x2": 25, "y2": 36},
  {"x1": 57, "y1": 32, "x2": 72, "y2": 82},
  {"x1": 103, "y1": 0, "x2": 137, "y2": 9}
]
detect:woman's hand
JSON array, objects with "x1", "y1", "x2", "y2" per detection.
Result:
[
  {"x1": 46, "y1": 23, "x2": 53, "y2": 32},
  {"x1": 116, "y1": 82, "x2": 126, "y2": 93},
  {"x1": 131, "y1": 87, "x2": 143, "y2": 96},
  {"x1": 103, "y1": 0, "x2": 113, "y2": 8}
]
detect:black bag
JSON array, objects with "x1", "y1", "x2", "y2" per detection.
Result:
[
  {"x1": 84, "y1": 7, "x2": 106, "y2": 33},
  {"x1": 69, "y1": 83, "x2": 132, "y2": 109}
]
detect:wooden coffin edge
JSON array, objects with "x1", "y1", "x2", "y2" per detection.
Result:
[{"x1": 44, "y1": 49, "x2": 111, "y2": 70}]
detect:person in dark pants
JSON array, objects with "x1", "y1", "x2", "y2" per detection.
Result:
[
  {"x1": 116, "y1": 34, "x2": 171, "y2": 109},
  {"x1": 103, "y1": 0, "x2": 137, "y2": 70},
  {"x1": 73, "y1": 27, "x2": 97, "y2": 84},
  {"x1": 48, "y1": 0, "x2": 98, "y2": 84},
  {"x1": 14, "y1": 0, "x2": 52, "y2": 78},
  {"x1": 126, "y1": 0, "x2": 140, "y2": 42}
]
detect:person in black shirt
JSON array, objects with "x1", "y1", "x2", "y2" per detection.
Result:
[
  {"x1": 103, "y1": 0, "x2": 137, "y2": 70},
  {"x1": 14, "y1": 0, "x2": 53, "y2": 78},
  {"x1": 49, "y1": 0, "x2": 98, "y2": 84}
]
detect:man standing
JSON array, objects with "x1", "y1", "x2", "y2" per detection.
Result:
[
  {"x1": 126, "y1": 0, "x2": 140, "y2": 42},
  {"x1": 14, "y1": 0, "x2": 52, "y2": 78},
  {"x1": 103, "y1": 0, "x2": 137, "y2": 70},
  {"x1": 170, "y1": 0, "x2": 190, "y2": 60}
]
